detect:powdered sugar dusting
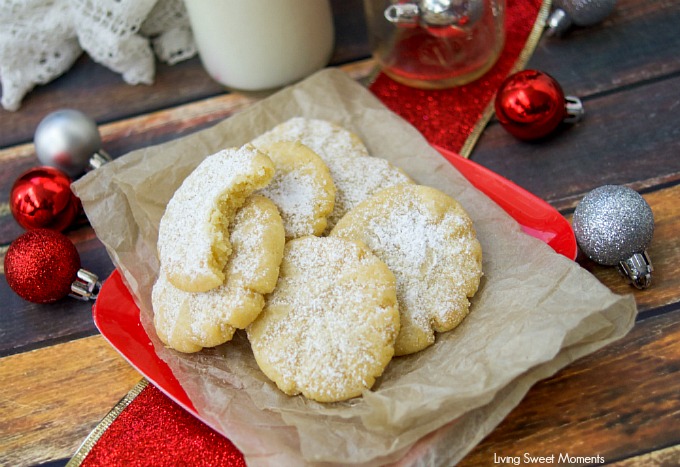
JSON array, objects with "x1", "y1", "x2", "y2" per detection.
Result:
[
  {"x1": 248, "y1": 236, "x2": 399, "y2": 402},
  {"x1": 252, "y1": 117, "x2": 414, "y2": 232},
  {"x1": 226, "y1": 195, "x2": 285, "y2": 294},
  {"x1": 326, "y1": 155, "x2": 413, "y2": 231},
  {"x1": 255, "y1": 141, "x2": 335, "y2": 239},
  {"x1": 252, "y1": 117, "x2": 369, "y2": 161},
  {"x1": 331, "y1": 185, "x2": 483, "y2": 355},
  {"x1": 152, "y1": 195, "x2": 284, "y2": 352},
  {"x1": 260, "y1": 167, "x2": 320, "y2": 238},
  {"x1": 157, "y1": 145, "x2": 274, "y2": 291}
]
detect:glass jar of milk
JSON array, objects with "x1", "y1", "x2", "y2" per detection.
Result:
[{"x1": 184, "y1": 0, "x2": 335, "y2": 91}]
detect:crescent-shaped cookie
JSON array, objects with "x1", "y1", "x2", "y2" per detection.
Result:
[
  {"x1": 252, "y1": 117, "x2": 412, "y2": 231},
  {"x1": 157, "y1": 145, "x2": 275, "y2": 292},
  {"x1": 153, "y1": 195, "x2": 285, "y2": 353}
]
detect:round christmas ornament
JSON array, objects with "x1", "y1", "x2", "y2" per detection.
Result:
[
  {"x1": 34, "y1": 109, "x2": 112, "y2": 178},
  {"x1": 4, "y1": 229, "x2": 101, "y2": 303},
  {"x1": 10, "y1": 166, "x2": 81, "y2": 232},
  {"x1": 547, "y1": 0, "x2": 617, "y2": 36},
  {"x1": 572, "y1": 185, "x2": 654, "y2": 289},
  {"x1": 494, "y1": 69, "x2": 584, "y2": 140}
]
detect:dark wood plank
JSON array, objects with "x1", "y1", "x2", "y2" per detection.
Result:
[
  {"x1": 0, "y1": 56, "x2": 224, "y2": 150},
  {"x1": 528, "y1": 0, "x2": 680, "y2": 97},
  {"x1": 0, "y1": 231, "x2": 114, "y2": 357},
  {"x1": 610, "y1": 445, "x2": 680, "y2": 466},
  {"x1": 0, "y1": 0, "x2": 370, "y2": 149},
  {"x1": 460, "y1": 306, "x2": 680, "y2": 466},
  {"x1": 471, "y1": 74, "x2": 680, "y2": 211},
  {"x1": 330, "y1": 0, "x2": 371, "y2": 63},
  {"x1": 0, "y1": 60, "x2": 375, "y2": 246}
]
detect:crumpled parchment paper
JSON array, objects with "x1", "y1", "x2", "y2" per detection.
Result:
[{"x1": 72, "y1": 68, "x2": 637, "y2": 466}]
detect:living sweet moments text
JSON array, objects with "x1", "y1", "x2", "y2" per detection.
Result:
[{"x1": 493, "y1": 453, "x2": 605, "y2": 465}]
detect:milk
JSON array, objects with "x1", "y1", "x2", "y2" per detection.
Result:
[{"x1": 184, "y1": 0, "x2": 335, "y2": 91}]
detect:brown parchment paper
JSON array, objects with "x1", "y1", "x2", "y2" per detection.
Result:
[{"x1": 72, "y1": 68, "x2": 637, "y2": 466}]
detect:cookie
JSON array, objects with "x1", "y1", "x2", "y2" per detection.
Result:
[
  {"x1": 331, "y1": 184, "x2": 483, "y2": 356},
  {"x1": 324, "y1": 155, "x2": 412, "y2": 231},
  {"x1": 247, "y1": 236, "x2": 400, "y2": 402},
  {"x1": 157, "y1": 145, "x2": 275, "y2": 292},
  {"x1": 153, "y1": 195, "x2": 285, "y2": 353},
  {"x1": 252, "y1": 117, "x2": 412, "y2": 231},
  {"x1": 257, "y1": 141, "x2": 335, "y2": 239},
  {"x1": 251, "y1": 117, "x2": 369, "y2": 160}
]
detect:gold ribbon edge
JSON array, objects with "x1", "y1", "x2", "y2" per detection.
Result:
[
  {"x1": 459, "y1": 0, "x2": 554, "y2": 158},
  {"x1": 66, "y1": 378, "x2": 150, "y2": 466}
]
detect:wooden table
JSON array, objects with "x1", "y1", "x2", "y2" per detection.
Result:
[{"x1": 2, "y1": 0, "x2": 679, "y2": 465}]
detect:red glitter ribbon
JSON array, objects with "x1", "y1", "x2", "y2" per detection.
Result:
[
  {"x1": 70, "y1": 1, "x2": 549, "y2": 464},
  {"x1": 370, "y1": 0, "x2": 551, "y2": 157},
  {"x1": 71, "y1": 380, "x2": 246, "y2": 466}
]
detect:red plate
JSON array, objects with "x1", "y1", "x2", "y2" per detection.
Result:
[
  {"x1": 434, "y1": 145, "x2": 577, "y2": 260},
  {"x1": 93, "y1": 147, "x2": 577, "y2": 418}
]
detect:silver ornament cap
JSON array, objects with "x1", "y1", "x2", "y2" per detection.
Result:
[
  {"x1": 70, "y1": 268, "x2": 102, "y2": 301},
  {"x1": 385, "y1": 0, "x2": 484, "y2": 29},
  {"x1": 573, "y1": 185, "x2": 654, "y2": 289},
  {"x1": 547, "y1": 0, "x2": 616, "y2": 36},
  {"x1": 34, "y1": 109, "x2": 111, "y2": 178}
]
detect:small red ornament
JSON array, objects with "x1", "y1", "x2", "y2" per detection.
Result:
[
  {"x1": 494, "y1": 69, "x2": 583, "y2": 140},
  {"x1": 4, "y1": 229, "x2": 99, "y2": 304},
  {"x1": 10, "y1": 166, "x2": 81, "y2": 231}
]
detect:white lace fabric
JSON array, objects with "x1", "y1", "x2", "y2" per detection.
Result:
[{"x1": 0, "y1": 0, "x2": 197, "y2": 111}]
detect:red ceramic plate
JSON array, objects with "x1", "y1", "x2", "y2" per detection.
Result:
[
  {"x1": 93, "y1": 147, "x2": 577, "y2": 418},
  {"x1": 434, "y1": 145, "x2": 577, "y2": 260}
]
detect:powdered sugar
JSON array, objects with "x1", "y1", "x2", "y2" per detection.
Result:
[
  {"x1": 331, "y1": 185, "x2": 483, "y2": 355},
  {"x1": 260, "y1": 166, "x2": 320, "y2": 238},
  {"x1": 255, "y1": 141, "x2": 335, "y2": 239},
  {"x1": 252, "y1": 118, "x2": 413, "y2": 232},
  {"x1": 326, "y1": 155, "x2": 412, "y2": 230},
  {"x1": 157, "y1": 145, "x2": 274, "y2": 292},
  {"x1": 248, "y1": 236, "x2": 399, "y2": 402},
  {"x1": 152, "y1": 194, "x2": 284, "y2": 352},
  {"x1": 252, "y1": 117, "x2": 369, "y2": 161}
]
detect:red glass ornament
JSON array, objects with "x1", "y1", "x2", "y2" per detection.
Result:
[
  {"x1": 494, "y1": 69, "x2": 567, "y2": 140},
  {"x1": 4, "y1": 229, "x2": 81, "y2": 303},
  {"x1": 10, "y1": 166, "x2": 81, "y2": 231}
]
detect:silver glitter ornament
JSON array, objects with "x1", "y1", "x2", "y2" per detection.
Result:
[
  {"x1": 573, "y1": 185, "x2": 654, "y2": 289},
  {"x1": 547, "y1": 0, "x2": 616, "y2": 36},
  {"x1": 34, "y1": 109, "x2": 111, "y2": 178}
]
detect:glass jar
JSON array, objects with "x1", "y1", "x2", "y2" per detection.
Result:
[
  {"x1": 363, "y1": 0, "x2": 506, "y2": 89},
  {"x1": 184, "y1": 0, "x2": 334, "y2": 91}
]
